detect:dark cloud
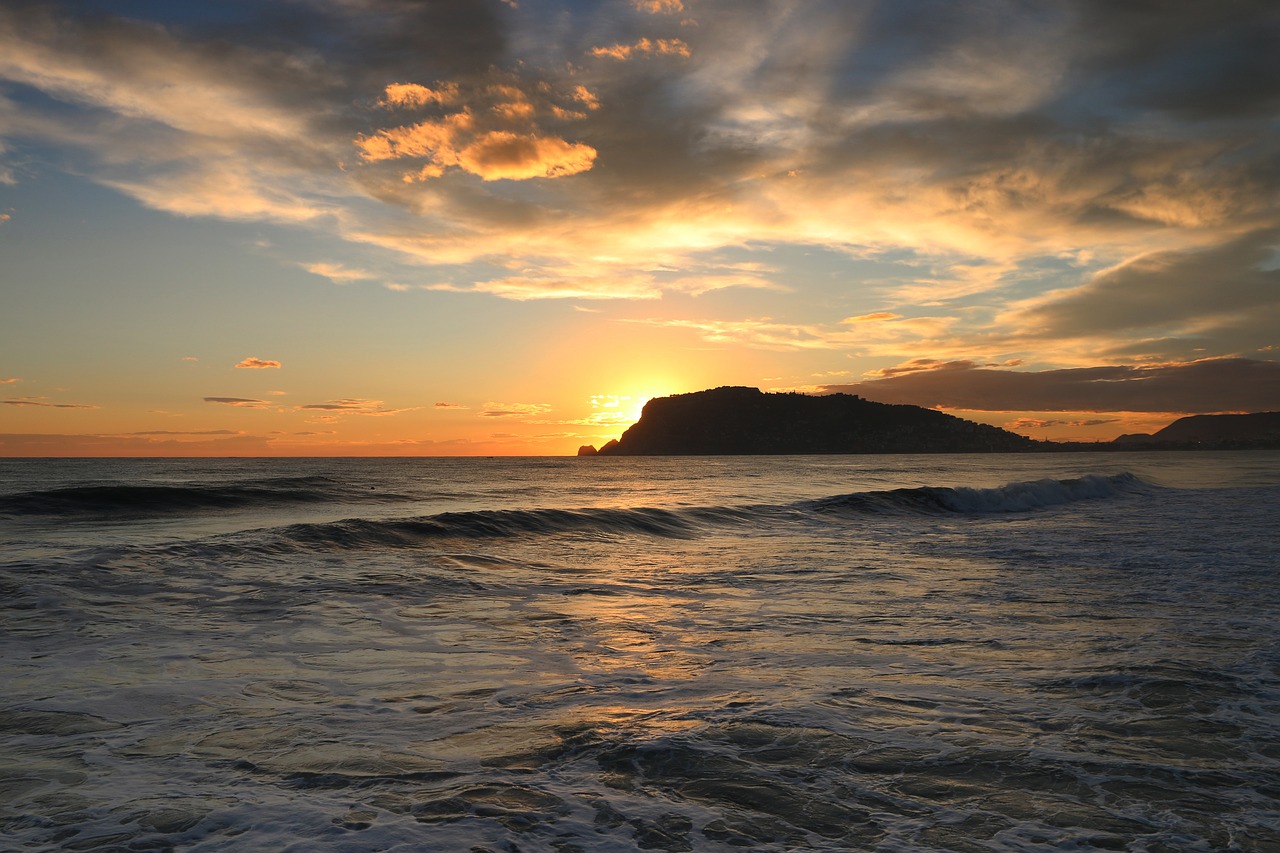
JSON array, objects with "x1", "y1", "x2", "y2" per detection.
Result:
[
  {"x1": 1069, "y1": 0, "x2": 1280, "y2": 118},
  {"x1": 823, "y1": 358, "x2": 1280, "y2": 413},
  {"x1": 298, "y1": 399, "x2": 416, "y2": 416},
  {"x1": 1016, "y1": 229, "x2": 1280, "y2": 339},
  {"x1": 3, "y1": 397, "x2": 97, "y2": 408},
  {"x1": 299, "y1": 399, "x2": 379, "y2": 411},
  {"x1": 1006, "y1": 416, "x2": 1118, "y2": 429},
  {"x1": 204, "y1": 397, "x2": 269, "y2": 407},
  {"x1": 50, "y1": 0, "x2": 512, "y2": 88},
  {"x1": 123, "y1": 429, "x2": 241, "y2": 436}
]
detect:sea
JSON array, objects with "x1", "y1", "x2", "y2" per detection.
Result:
[{"x1": 2, "y1": 452, "x2": 1279, "y2": 852}]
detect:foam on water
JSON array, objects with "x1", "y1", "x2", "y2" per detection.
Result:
[{"x1": 2, "y1": 454, "x2": 1279, "y2": 851}]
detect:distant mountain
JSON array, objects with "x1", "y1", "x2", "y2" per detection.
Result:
[
  {"x1": 577, "y1": 386, "x2": 1037, "y2": 456},
  {"x1": 1113, "y1": 411, "x2": 1280, "y2": 447}
]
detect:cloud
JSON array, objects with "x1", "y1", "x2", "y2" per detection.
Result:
[
  {"x1": 204, "y1": 396, "x2": 269, "y2": 408},
  {"x1": 3, "y1": 397, "x2": 97, "y2": 409},
  {"x1": 0, "y1": 377, "x2": 19, "y2": 384},
  {"x1": 434, "y1": 401, "x2": 469, "y2": 409},
  {"x1": 302, "y1": 262, "x2": 377, "y2": 284},
  {"x1": 1005, "y1": 417, "x2": 1117, "y2": 430},
  {"x1": 298, "y1": 399, "x2": 417, "y2": 416},
  {"x1": 355, "y1": 77, "x2": 597, "y2": 182},
  {"x1": 431, "y1": 272, "x2": 661, "y2": 301},
  {"x1": 633, "y1": 0, "x2": 685, "y2": 13},
  {"x1": 3, "y1": 0, "x2": 1280, "y2": 348},
  {"x1": 235, "y1": 357, "x2": 281, "y2": 369},
  {"x1": 843, "y1": 312, "x2": 902, "y2": 324},
  {"x1": 589, "y1": 38, "x2": 691, "y2": 61},
  {"x1": 122, "y1": 429, "x2": 242, "y2": 436},
  {"x1": 479, "y1": 402, "x2": 552, "y2": 418},
  {"x1": 628, "y1": 313, "x2": 957, "y2": 353},
  {"x1": 425, "y1": 256, "x2": 778, "y2": 301},
  {"x1": 820, "y1": 357, "x2": 1280, "y2": 414},
  {"x1": 298, "y1": 399, "x2": 378, "y2": 411},
  {"x1": 866, "y1": 358, "x2": 1023, "y2": 378},
  {"x1": 1009, "y1": 229, "x2": 1280, "y2": 356},
  {"x1": 380, "y1": 82, "x2": 461, "y2": 109}
]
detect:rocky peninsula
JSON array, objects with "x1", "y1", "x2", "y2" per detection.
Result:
[
  {"x1": 577, "y1": 386, "x2": 1037, "y2": 456},
  {"x1": 1113, "y1": 411, "x2": 1280, "y2": 448}
]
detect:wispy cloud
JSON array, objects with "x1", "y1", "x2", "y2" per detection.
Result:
[
  {"x1": 301, "y1": 262, "x2": 377, "y2": 284},
  {"x1": 479, "y1": 402, "x2": 552, "y2": 418},
  {"x1": 204, "y1": 397, "x2": 269, "y2": 408},
  {"x1": 298, "y1": 399, "x2": 417, "y2": 416},
  {"x1": 3, "y1": 396, "x2": 97, "y2": 409},
  {"x1": 121, "y1": 429, "x2": 242, "y2": 436}
]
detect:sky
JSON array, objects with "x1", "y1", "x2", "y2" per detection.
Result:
[{"x1": 2, "y1": 0, "x2": 1279, "y2": 456}]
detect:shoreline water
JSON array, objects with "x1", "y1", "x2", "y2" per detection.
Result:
[{"x1": 3, "y1": 452, "x2": 1279, "y2": 851}]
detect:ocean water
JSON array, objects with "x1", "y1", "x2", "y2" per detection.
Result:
[{"x1": 2, "y1": 452, "x2": 1279, "y2": 852}]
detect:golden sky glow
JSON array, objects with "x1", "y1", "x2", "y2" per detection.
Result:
[{"x1": 2, "y1": 1, "x2": 1279, "y2": 455}]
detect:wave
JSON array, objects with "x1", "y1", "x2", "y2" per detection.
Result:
[
  {"x1": 268, "y1": 505, "x2": 742, "y2": 551},
  {"x1": 808, "y1": 472, "x2": 1148, "y2": 516},
  {"x1": 0, "y1": 476, "x2": 405, "y2": 518},
  {"x1": 244, "y1": 473, "x2": 1152, "y2": 551}
]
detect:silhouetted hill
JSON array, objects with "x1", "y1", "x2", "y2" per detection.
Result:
[
  {"x1": 1113, "y1": 411, "x2": 1280, "y2": 448},
  {"x1": 578, "y1": 387, "x2": 1037, "y2": 455}
]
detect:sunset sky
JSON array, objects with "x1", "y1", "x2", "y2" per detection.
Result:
[{"x1": 2, "y1": 0, "x2": 1278, "y2": 456}]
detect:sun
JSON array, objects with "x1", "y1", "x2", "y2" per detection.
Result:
[{"x1": 589, "y1": 393, "x2": 645, "y2": 426}]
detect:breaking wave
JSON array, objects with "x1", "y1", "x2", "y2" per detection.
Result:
[
  {"x1": 241, "y1": 473, "x2": 1152, "y2": 552},
  {"x1": 808, "y1": 472, "x2": 1148, "y2": 515}
]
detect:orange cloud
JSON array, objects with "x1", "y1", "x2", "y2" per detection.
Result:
[
  {"x1": 1, "y1": 377, "x2": 19, "y2": 384},
  {"x1": 459, "y1": 131, "x2": 597, "y2": 181},
  {"x1": 590, "y1": 38, "x2": 691, "y2": 60},
  {"x1": 843, "y1": 312, "x2": 902, "y2": 323},
  {"x1": 479, "y1": 402, "x2": 552, "y2": 418},
  {"x1": 633, "y1": 0, "x2": 684, "y2": 12},
  {"x1": 570, "y1": 85, "x2": 600, "y2": 110},
  {"x1": 235, "y1": 357, "x2": 281, "y2": 369},
  {"x1": 379, "y1": 82, "x2": 460, "y2": 109},
  {"x1": 356, "y1": 78, "x2": 597, "y2": 183}
]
